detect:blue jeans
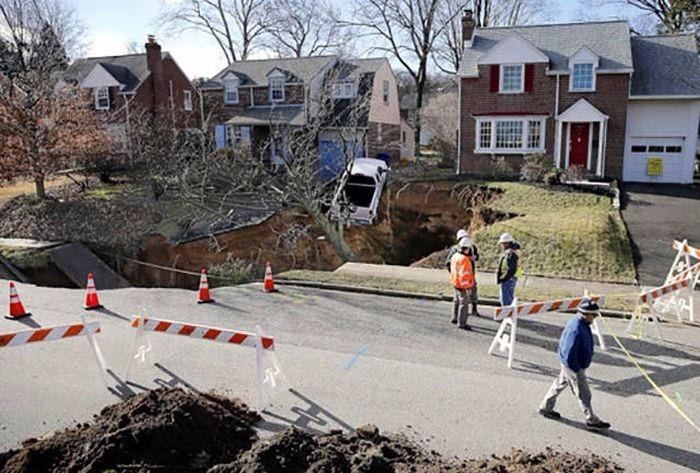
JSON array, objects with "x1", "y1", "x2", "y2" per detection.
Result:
[{"x1": 499, "y1": 278, "x2": 517, "y2": 306}]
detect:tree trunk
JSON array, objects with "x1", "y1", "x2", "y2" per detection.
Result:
[
  {"x1": 34, "y1": 176, "x2": 47, "y2": 199},
  {"x1": 413, "y1": 75, "x2": 426, "y2": 158},
  {"x1": 308, "y1": 207, "x2": 357, "y2": 262}
]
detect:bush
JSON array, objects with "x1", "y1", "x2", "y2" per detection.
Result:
[
  {"x1": 561, "y1": 165, "x2": 590, "y2": 182},
  {"x1": 520, "y1": 153, "x2": 557, "y2": 183},
  {"x1": 208, "y1": 259, "x2": 258, "y2": 287},
  {"x1": 491, "y1": 157, "x2": 512, "y2": 179}
]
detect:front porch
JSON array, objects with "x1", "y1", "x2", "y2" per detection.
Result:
[{"x1": 554, "y1": 99, "x2": 609, "y2": 177}]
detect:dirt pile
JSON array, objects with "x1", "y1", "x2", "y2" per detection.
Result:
[
  {"x1": 0, "y1": 388, "x2": 260, "y2": 473},
  {"x1": 0, "y1": 389, "x2": 624, "y2": 473}
]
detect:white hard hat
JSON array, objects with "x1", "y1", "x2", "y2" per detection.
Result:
[
  {"x1": 458, "y1": 237, "x2": 473, "y2": 249},
  {"x1": 498, "y1": 232, "x2": 514, "y2": 243},
  {"x1": 456, "y1": 229, "x2": 469, "y2": 240}
]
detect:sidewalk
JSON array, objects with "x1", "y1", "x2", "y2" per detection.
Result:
[{"x1": 335, "y1": 262, "x2": 637, "y2": 296}]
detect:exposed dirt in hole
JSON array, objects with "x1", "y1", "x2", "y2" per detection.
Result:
[
  {"x1": 0, "y1": 388, "x2": 624, "y2": 473},
  {"x1": 121, "y1": 181, "x2": 508, "y2": 288}
]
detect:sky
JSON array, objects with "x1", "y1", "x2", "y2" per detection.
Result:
[{"x1": 75, "y1": 0, "x2": 639, "y2": 79}]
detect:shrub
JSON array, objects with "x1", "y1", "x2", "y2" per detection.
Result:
[
  {"x1": 561, "y1": 165, "x2": 590, "y2": 182},
  {"x1": 491, "y1": 157, "x2": 512, "y2": 180},
  {"x1": 520, "y1": 153, "x2": 555, "y2": 183},
  {"x1": 208, "y1": 259, "x2": 258, "y2": 287}
]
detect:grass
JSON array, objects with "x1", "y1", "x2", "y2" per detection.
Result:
[
  {"x1": 0, "y1": 245, "x2": 52, "y2": 269},
  {"x1": 279, "y1": 269, "x2": 637, "y2": 312},
  {"x1": 470, "y1": 182, "x2": 635, "y2": 284}
]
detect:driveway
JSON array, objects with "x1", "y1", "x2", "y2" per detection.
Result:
[
  {"x1": 0, "y1": 282, "x2": 698, "y2": 472},
  {"x1": 621, "y1": 183, "x2": 700, "y2": 286}
]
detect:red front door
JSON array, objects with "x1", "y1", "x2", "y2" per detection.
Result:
[{"x1": 569, "y1": 123, "x2": 589, "y2": 167}]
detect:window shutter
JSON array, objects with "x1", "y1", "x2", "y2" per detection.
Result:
[
  {"x1": 490, "y1": 65, "x2": 499, "y2": 92},
  {"x1": 525, "y1": 64, "x2": 534, "y2": 92}
]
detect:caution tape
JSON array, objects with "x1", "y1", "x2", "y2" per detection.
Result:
[{"x1": 599, "y1": 315, "x2": 700, "y2": 433}]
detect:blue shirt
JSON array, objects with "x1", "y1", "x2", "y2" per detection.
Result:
[{"x1": 558, "y1": 315, "x2": 594, "y2": 372}]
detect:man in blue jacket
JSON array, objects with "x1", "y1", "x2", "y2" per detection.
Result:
[{"x1": 538, "y1": 299, "x2": 611, "y2": 431}]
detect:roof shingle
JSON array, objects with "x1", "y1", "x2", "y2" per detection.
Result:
[{"x1": 630, "y1": 34, "x2": 700, "y2": 96}]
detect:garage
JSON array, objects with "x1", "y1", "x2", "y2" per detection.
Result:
[{"x1": 623, "y1": 137, "x2": 688, "y2": 183}]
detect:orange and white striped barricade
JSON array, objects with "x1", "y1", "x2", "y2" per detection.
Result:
[
  {"x1": 0, "y1": 318, "x2": 109, "y2": 388},
  {"x1": 127, "y1": 316, "x2": 287, "y2": 409},
  {"x1": 489, "y1": 294, "x2": 606, "y2": 369},
  {"x1": 661, "y1": 240, "x2": 700, "y2": 323},
  {"x1": 629, "y1": 278, "x2": 691, "y2": 339}
]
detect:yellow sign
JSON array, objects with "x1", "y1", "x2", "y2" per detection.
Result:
[{"x1": 646, "y1": 157, "x2": 663, "y2": 176}]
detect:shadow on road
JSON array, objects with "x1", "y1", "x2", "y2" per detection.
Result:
[
  {"x1": 558, "y1": 417, "x2": 700, "y2": 471},
  {"x1": 95, "y1": 307, "x2": 130, "y2": 322},
  {"x1": 260, "y1": 388, "x2": 354, "y2": 435},
  {"x1": 13, "y1": 316, "x2": 42, "y2": 329}
]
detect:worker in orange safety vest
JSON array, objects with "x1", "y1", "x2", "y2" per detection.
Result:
[{"x1": 450, "y1": 237, "x2": 477, "y2": 331}]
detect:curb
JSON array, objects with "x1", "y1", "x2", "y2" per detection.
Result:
[{"x1": 275, "y1": 279, "x2": 631, "y2": 319}]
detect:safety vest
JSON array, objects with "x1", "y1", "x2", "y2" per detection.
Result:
[{"x1": 450, "y1": 252, "x2": 475, "y2": 289}]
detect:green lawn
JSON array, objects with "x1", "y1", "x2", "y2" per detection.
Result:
[
  {"x1": 279, "y1": 269, "x2": 637, "y2": 312},
  {"x1": 470, "y1": 182, "x2": 635, "y2": 284}
]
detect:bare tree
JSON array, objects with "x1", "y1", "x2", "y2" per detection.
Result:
[
  {"x1": 419, "y1": 91, "x2": 458, "y2": 163},
  {"x1": 344, "y1": 0, "x2": 463, "y2": 153},
  {"x1": 161, "y1": 0, "x2": 271, "y2": 64},
  {"x1": 265, "y1": 0, "x2": 349, "y2": 57},
  {"x1": 624, "y1": 0, "x2": 698, "y2": 34},
  {"x1": 434, "y1": 0, "x2": 470, "y2": 74}
]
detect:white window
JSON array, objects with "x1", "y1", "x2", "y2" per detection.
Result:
[
  {"x1": 500, "y1": 64, "x2": 524, "y2": 93},
  {"x1": 94, "y1": 87, "x2": 110, "y2": 110},
  {"x1": 223, "y1": 79, "x2": 239, "y2": 104},
  {"x1": 269, "y1": 77, "x2": 285, "y2": 102},
  {"x1": 332, "y1": 82, "x2": 355, "y2": 99},
  {"x1": 479, "y1": 121, "x2": 492, "y2": 149},
  {"x1": 571, "y1": 63, "x2": 595, "y2": 91},
  {"x1": 475, "y1": 117, "x2": 546, "y2": 153},
  {"x1": 183, "y1": 90, "x2": 192, "y2": 111},
  {"x1": 382, "y1": 80, "x2": 390, "y2": 105},
  {"x1": 496, "y1": 121, "x2": 523, "y2": 148},
  {"x1": 227, "y1": 125, "x2": 251, "y2": 146}
]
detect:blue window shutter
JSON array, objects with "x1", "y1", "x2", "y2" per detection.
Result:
[{"x1": 215, "y1": 125, "x2": 227, "y2": 148}]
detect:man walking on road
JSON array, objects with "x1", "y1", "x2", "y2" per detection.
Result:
[
  {"x1": 496, "y1": 233, "x2": 519, "y2": 306},
  {"x1": 446, "y1": 230, "x2": 480, "y2": 316},
  {"x1": 538, "y1": 299, "x2": 611, "y2": 431},
  {"x1": 449, "y1": 237, "x2": 476, "y2": 331}
]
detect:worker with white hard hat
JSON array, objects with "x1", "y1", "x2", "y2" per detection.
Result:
[
  {"x1": 496, "y1": 232, "x2": 519, "y2": 306},
  {"x1": 445, "y1": 229, "x2": 481, "y2": 317},
  {"x1": 449, "y1": 237, "x2": 476, "y2": 330}
]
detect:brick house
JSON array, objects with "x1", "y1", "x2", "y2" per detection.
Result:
[
  {"x1": 199, "y1": 55, "x2": 401, "y2": 175},
  {"x1": 63, "y1": 36, "x2": 197, "y2": 134},
  {"x1": 457, "y1": 11, "x2": 700, "y2": 183}
]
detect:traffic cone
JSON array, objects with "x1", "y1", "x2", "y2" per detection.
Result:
[
  {"x1": 7, "y1": 281, "x2": 30, "y2": 320},
  {"x1": 263, "y1": 261, "x2": 277, "y2": 293},
  {"x1": 84, "y1": 273, "x2": 103, "y2": 310},
  {"x1": 197, "y1": 268, "x2": 214, "y2": 304}
]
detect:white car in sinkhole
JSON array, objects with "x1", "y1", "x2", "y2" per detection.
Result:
[{"x1": 330, "y1": 158, "x2": 389, "y2": 225}]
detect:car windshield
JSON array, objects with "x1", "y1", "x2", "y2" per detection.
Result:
[{"x1": 345, "y1": 175, "x2": 376, "y2": 207}]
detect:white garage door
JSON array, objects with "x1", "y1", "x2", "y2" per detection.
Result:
[{"x1": 623, "y1": 137, "x2": 687, "y2": 183}]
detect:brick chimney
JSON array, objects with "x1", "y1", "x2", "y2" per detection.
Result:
[
  {"x1": 462, "y1": 9, "x2": 475, "y2": 49},
  {"x1": 145, "y1": 35, "x2": 166, "y2": 109}
]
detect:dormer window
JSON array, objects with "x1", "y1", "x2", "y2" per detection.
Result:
[
  {"x1": 269, "y1": 77, "x2": 285, "y2": 102},
  {"x1": 571, "y1": 63, "x2": 595, "y2": 91},
  {"x1": 332, "y1": 82, "x2": 355, "y2": 99},
  {"x1": 500, "y1": 64, "x2": 524, "y2": 93},
  {"x1": 223, "y1": 77, "x2": 239, "y2": 104},
  {"x1": 94, "y1": 87, "x2": 110, "y2": 110}
]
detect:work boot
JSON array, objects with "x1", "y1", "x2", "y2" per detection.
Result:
[
  {"x1": 538, "y1": 409, "x2": 561, "y2": 420},
  {"x1": 458, "y1": 324, "x2": 472, "y2": 331},
  {"x1": 472, "y1": 304, "x2": 481, "y2": 317},
  {"x1": 586, "y1": 420, "x2": 611, "y2": 431},
  {"x1": 450, "y1": 318, "x2": 457, "y2": 324}
]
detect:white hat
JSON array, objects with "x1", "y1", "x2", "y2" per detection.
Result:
[
  {"x1": 458, "y1": 237, "x2": 473, "y2": 249},
  {"x1": 456, "y1": 229, "x2": 469, "y2": 240},
  {"x1": 498, "y1": 232, "x2": 514, "y2": 243}
]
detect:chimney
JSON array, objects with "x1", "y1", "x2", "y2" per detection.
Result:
[
  {"x1": 145, "y1": 35, "x2": 166, "y2": 110},
  {"x1": 462, "y1": 9, "x2": 475, "y2": 49}
]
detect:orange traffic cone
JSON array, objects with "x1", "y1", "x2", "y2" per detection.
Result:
[
  {"x1": 263, "y1": 261, "x2": 276, "y2": 293},
  {"x1": 197, "y1": 268, "x2": 214, "y2": 304},
  {"x1": 7, "y1": 281, "x2": 30, "y2": 320},
  {"x1": 84, "y1": 273, "x2": 103, "y2": 310}
]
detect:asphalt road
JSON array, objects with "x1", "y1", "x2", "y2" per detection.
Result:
[
  {"x1": 621, "y1": 184, "x2": 700, "y2": 286},
  {"x1": 0, "y1": 282, "x2": 699, "y2": 472}
]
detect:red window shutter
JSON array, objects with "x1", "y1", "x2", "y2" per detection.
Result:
[
  {"x1": 490, "y1": 65, "x2": 499, "y2": 92},
  {"x1": 524, "y1": 64, "x2": 534, "y2": 92}
]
